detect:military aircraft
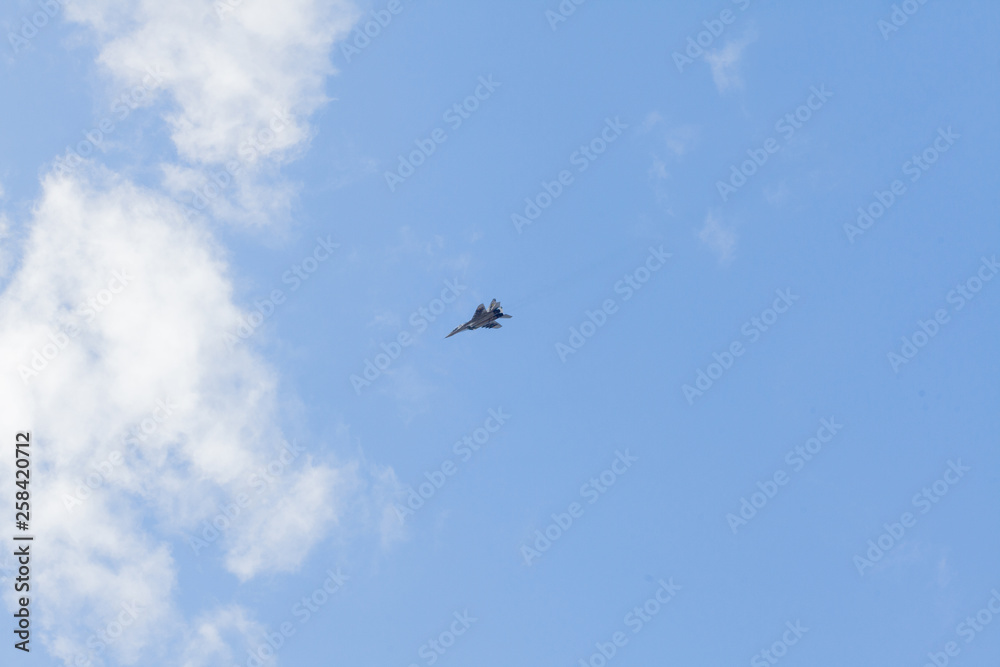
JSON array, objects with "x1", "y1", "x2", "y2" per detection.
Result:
[{"x1": 446, "y1": 299, "x2": 512, "y2": 338}]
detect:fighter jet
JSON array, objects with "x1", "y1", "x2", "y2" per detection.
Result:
[{"x1": 446, "y1": 299, "x2": 512, "y2": 338}]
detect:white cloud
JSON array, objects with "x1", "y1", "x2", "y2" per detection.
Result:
[
  {"x1": 177, "y1": 605, "x2": 272, "y2": 667},
  {"x1": 0, "y1": 167, "x2": 395, "y2": 663},
  {"x1": 0, "y1": 212, "x2": 11, "y2": 279},
  {"x1": 639, "y1": 112, "x2": 698, "y2": 157},
  {"x1": 643, "y1": 118, "x2": 699, "y2": 213},
  {"x1": 160, "y1": 160, "x2": 301, "y2": 228},
  {"x1": 665, "y1": 124, "x2": 699, "y2": 157},
  {"x1": 65, "y1": 0, "x2": 358, "y2": 166},
  {"x1": 638, "y1": 111, "x2": 662, "y2": 134},
  {"x1": 704, "y1": 30, "x2": 757, "y2": 93},
  {"x1": 63, "y1": 0, "x2": 359, "y2": 225},
  {"x1": 648, "y1": 156, "x2": 669, "y2": 182},
  {"x1": 647, "y1": 154, "x2": 672, "y2": 211},
  {"x1": 698, "y1": 211, "x2": 737, "y2": 264},
  {"x1": 0, "y1": 0, "x2": 406, "y2": 660}
]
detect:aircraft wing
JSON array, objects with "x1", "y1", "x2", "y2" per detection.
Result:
[
  {"x1": 483, "y1": 322, "x2": 502, "y2": 329},
  {"x1": 473, "y1": 304, "x2": 486, "y2": 317}
]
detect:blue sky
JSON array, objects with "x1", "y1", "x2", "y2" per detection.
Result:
[{"x1": 1, "y1": 1, "x2": 999, "y2": 665}]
